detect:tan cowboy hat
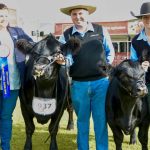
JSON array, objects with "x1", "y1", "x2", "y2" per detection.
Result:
[
  {"x1": 60, "y1": 4, "x2": 96, "y2": 16},
  {"x1": 130, "y1": 2, "x2": 150, "y2": 18}
]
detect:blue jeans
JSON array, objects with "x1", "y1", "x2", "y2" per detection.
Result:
[
  {"x1": 0, "y1": 90, "x2": 19, "y2": 150},
  {"x1": 71, "y1": 77, "x2": 109, "y2": 150}
]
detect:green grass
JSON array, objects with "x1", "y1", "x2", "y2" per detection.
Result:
[{"x1": 11, "y1": 100, "x2": 150, "y2": 150}]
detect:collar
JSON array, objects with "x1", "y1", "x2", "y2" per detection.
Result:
[
  {"x1": 72, "y1": 22, "x2": 94, "y2": 35},
  {"x1": 7, "y1": 26, "x2": 18, "y2": 40},
  {"x1": 137, "y1": 29, "x2": 148, "y2": 42}
]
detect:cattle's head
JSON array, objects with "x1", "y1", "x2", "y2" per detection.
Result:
[
  {"x1": 16, "y1": 33, "x2": 80, "y2": 81},
  {"x1": 112, "y1": 59, "x2": 148, "y2": 97},
  {"x1": 29, "y1": 34, "x2": 62, "y2": 80}
]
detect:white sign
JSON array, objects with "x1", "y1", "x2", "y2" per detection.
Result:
[{"x1": 32, "y1": 97, "x2": 56, "y2": 116}]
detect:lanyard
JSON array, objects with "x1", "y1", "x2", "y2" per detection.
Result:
[
  {"x1": 0, "y1": 44, "x2": 10, "y2": 98},
  {"x1": 0, "y1": 57, "x2": 10, "y2": 98}
]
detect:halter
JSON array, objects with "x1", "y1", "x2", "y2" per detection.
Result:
[
  {"x1": 116, "y1": 77, "x2": 133, "y2": 96},
  {"x1": 116, "y1": 76, "x2": 145, "y2": 97},
  {"x1": 33, "y1": 50, "x2": 62, "y2": 78}
]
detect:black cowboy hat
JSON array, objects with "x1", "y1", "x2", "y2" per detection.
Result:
[{"x1": 130, "y1": 2, "x2": 150, "y2": 18}]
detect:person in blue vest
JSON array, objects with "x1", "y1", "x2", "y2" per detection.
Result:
[
  {"x1": 130, "y1": 2, "x2": 150, "y2": 113},
  {"x1": 59, "y1": 4, "x2": 115, "y2": 150},
  {"x1": 0, "y1": 3, "x2": 34, "y2": 150}
]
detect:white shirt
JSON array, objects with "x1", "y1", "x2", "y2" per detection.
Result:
[{"x1": 0, "y1": 29, "x2": 20, "y2": 90}]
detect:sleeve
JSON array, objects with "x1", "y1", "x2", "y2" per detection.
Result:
[
  {"x1": 58, "y1": 34, "x2": 66, "y2": 44},
  {"x1": 16, "y1": 27, "x2": 35, "y2": 44},
  {"x1": 21, "y1": 28, "x2": 35, "y2": 44},
  {"x1": 59, "y1": 34, "x2": 73, "y2": 67},
  {"x1": 102, "y1": 27, "x2": 115, "y2": 64},
  {"x1": 130, "y1": 44, "x2": 138, "y2": 61}
]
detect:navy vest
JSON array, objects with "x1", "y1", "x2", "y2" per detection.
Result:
[
  {"x1": 132, "y1": 34, "x2": 150, "y2": 83},
  {"x1": 64, "y1": 23, "x2": 107, "y2": 81}
]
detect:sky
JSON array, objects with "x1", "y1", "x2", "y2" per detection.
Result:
[
  {"x1": 1, "y1": 0, "x2": 148, "y2": 23},
  {"x1": 0, "y1": 0, "x2": 148, "y2": 36}
]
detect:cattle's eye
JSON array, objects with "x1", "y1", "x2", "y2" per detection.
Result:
[
  {"x1": 123, "y1": 76, "x2": 132, "y2": 85},
  {"x1": 119, "y1": 73, "x2": 132, "y2": 84},
  {"x1": 36, "y1": 57, "x2": 50, "y2": 65}
]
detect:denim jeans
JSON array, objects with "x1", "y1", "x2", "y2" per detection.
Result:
[
  {"x1": 71, "y1": 77, "x2": 109, "y2": 150},
  {"x1": 0, "y1": 90, "x2": 19, "y2": 150}
]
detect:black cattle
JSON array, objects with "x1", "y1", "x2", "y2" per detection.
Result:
[
  {"x1": 16, "y1": 33, "x2": 80, "y2": 150},
  {"x1": 106, "y1": 59, "x2": 149, "y2": 150}
]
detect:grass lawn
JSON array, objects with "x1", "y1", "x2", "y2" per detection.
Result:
[{"x1": 11, "y1": 100, "x2": 150, "y2": 150}]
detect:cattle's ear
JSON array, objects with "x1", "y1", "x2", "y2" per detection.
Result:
[
  {"x1": 63, "y1": 37, "x2": 81, "y2": 55},
  {"x1": 16, "y1": 39, "x2": 34, "y2": 54},
  {"x1": 106, "y1": 64, "x2": 114, "y2": 76},
  {"x1": 109, "y1": 65, "x2": 121, "y2": 78}
]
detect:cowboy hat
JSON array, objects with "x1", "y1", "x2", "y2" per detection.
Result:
[
  {"x1": 130, "y1": 2, "x2": 150, "y2": 18},
  {"x1": 60, "y1": 4, "x2": 96, "y2": 16}
]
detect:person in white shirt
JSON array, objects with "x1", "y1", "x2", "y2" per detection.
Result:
[{"x1": 0, "y1": 3, "x2": 33, "y2": 150}]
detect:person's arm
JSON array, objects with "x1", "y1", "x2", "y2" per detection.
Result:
[
  {"x1": 15, "y1": 27, "x2": 35, "y2": 54},
  {"x1": 130, "y1": 44, "x2": 138, "y2": 61},
  {"x1": 23, "y1": 32, "x2": 33, "y2": 43},
  {"x1": 59, "y1": 34, "x2": 66, "y2": 44},
  {"x1": 11, "y1": 27, "x2": 34, "y2": 44},
  {"x1": 130, "y1": 43, "x2": 149, "y2": 71},
  {"x1": 102, "y1": 27, "x2": 115, "y2": 64},
  {"x1": 58, "y1": 34, "x2": 74, "y2": 67}
]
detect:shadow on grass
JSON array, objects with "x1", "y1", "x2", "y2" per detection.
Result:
[
  {"x1": 108, "y1": 135, "x2": 130, "y2": 144},
  {"x1": 12, "y1": 124, "x2": 150, "y2": 150},
  {"x1": 12, "y1": 124, "x2": 77, "y2": 150}
]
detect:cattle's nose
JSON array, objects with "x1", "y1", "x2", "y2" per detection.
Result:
[
  {"x1": 123, "y1": 126, "x2": 132, "y2": 135},
  {"x1": 127, "y1": 126, "x2": 131, "y2": 130},
  {"x1": 136, "y1": 85, "x2": 148, "y2": 96},
  {"x1": 33, "y1": 64, "x2": 46, "y2": 77}
]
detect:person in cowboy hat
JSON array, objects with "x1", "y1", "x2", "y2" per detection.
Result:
[
  {"x1": 130, "y1": 2, "x2": 150, "y2": 112},
  {"x1": 59, "y1": 3, "x2": 115, "y2": 150}
]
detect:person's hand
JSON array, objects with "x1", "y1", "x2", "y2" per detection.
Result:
[
  {"x1": 141, "y1": 61, "x2": 150, "y2": 72},
  {"x1": 54, "y1": 53, "x2": 66, "y2": 65}
]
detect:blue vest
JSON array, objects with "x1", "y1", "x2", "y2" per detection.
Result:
[
  {"x1": 7, "y1": 26, "x2": 33, "y2": 85},
  {"x1": 132, "y1": 34, "x2": 150, "y2": 83}
]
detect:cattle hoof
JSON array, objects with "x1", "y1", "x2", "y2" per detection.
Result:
[
  {"x1": 24, "y1": 142, "x2": 32, "y2": 150},
  {"x1": 66, "y1": 122, "x2": 74, "y2": 130},
  {"x1": 129, "y1": 140, "x2": 136, "y2": 145},
  {"x1": 50, "y1": 143, "x2": 58, "y2": 150},
  {"x1": 24, "y1": 146, "x2": 32, "y2": 150}
]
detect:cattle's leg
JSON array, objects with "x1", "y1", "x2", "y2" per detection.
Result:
[
  {"x1": 110, "y1": 126, "x2": 124, "y2": 150},
  {"x1": 48, "y1": 115, "x2": 63, "y2": 150},
  {"x1": 20, "y1": 102, "x2": 35, "y2": 150},
  {"x1": 66, "y1": 103, "x2": 74, "y2": 130},
  {"x1": 138, "y1": 122, "x2": 149, "y2": 150},
  {"x1": 129, "y1": 129, "x2": 136, "y2": 144}
]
